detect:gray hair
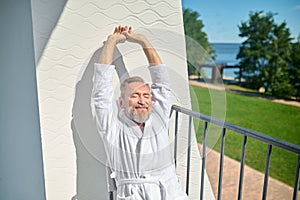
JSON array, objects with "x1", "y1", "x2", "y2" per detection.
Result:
[{"x1": 120, "y1": 76, "x2": 149, "y2": 98}]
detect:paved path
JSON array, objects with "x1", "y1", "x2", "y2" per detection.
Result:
[{"x1": 199, "y1": 145, "x2": 299, "y2": 200}]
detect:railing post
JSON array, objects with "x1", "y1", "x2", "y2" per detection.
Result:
[
  {"x1": 174, "y1": 111, "x2": 179, "y2": 167},
  {"x1": 262, "y1": 144, "x2": 272, "y2": 200},
  {"x1": 200, "y1": 121, "x2": 208, "y2": 200},
  {"x1": 186, "y1": 116, "x2": 193, "y2": 195},
  {"x1": 217, "y1": 128, "x2": 226, "y2": 200},
  {"x1": 238, "y1": 136, "x2": 247, "y2": 200},
  {"x1": 293, "y1": 155, "x2": 300, "y2": 200},
  {"x1": 109, "y1": 192, "x2": 114, "y2": 200}
]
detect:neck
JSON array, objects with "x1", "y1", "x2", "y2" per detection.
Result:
[{"x1": 135, "y1": 121, "x2": 145, "y2": 132}]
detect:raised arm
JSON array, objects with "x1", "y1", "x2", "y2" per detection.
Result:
[
  {"x1": 123, "y1": 27, "x2": 162, "y2": 66},
  {"x1": 92, "y1": 26, "x2": 127, "y2": 134}
]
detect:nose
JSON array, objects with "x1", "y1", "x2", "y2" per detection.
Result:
[{"x1": 138, "y1": 96, "x2": 145, "y2": 104}]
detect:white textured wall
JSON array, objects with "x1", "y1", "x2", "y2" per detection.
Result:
[{"x1": 31, "y1": 0, "x2": 214, "y2": 199}]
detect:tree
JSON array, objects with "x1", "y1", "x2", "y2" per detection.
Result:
[
  {"x1": 289, "y1": 36, "x2": 300, "y2": 99},
  {"x1": 183, "y1": 8, "x2": 214, "y2": 77},
  {"x1": 237, "y1": 11, "x2": 293, "y2": 98}
]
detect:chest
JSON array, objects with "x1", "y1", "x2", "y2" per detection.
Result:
[{"x1": 116, "y1": 123, "x2": 169, "y2": 154}]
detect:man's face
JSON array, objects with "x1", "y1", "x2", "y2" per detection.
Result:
[{"x1": 120, "y1": 82, "x2": 152, "y2": 123}]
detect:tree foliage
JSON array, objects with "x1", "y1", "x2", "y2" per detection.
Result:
[
  {"x1": 289, "y1": 37, "x2": 300, "y2": 99},
  {"x1": 183, "y1": 8, "x2": 214, "y2": 76},
  {"x1": 237, "y1": 11, "x2": 296, "y2": 98}
]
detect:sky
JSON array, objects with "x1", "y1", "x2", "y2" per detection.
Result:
[{"x1": 181, "y1": 0, "x2": 300, "y2": 43}]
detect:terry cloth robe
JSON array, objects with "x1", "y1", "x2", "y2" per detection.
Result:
[{"x1": 92, "y1": 63, "x2": 189, "y2": 200}]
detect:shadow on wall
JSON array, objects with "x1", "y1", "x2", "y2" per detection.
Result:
[
  {"x1": 31, "y1": 0, "x2": 68, "y2": 63},
  {"x1": 71, "y1": 46, "x2": 128, "y2": 200}
]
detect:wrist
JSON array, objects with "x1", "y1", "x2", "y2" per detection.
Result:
[
  {"x1": 106, "y1": 35, "x2": 118, "y2": 45},
  {"x1": 139, "y1": 38, "x2": 151, "y2": 48}
]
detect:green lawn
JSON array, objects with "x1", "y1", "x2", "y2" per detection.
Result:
[{"x1": 189, "y1": 85, "x2": 300, "y2": 187}]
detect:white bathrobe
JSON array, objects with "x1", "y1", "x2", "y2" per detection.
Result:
[{"x1": 92, "y1": 63, "x2": 188, "y2": 200}]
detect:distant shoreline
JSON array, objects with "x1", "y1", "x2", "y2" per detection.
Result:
[{"x1": 210, "y1": 42, "x2": 241, "y2": 45}]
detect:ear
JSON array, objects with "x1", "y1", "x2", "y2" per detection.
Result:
[{"x1": 119, "y1": 97, "x2": 124, "y2": 108}]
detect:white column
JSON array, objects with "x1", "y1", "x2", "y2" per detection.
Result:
[{"x1": 0, "y1": 0, "x2": 46, "y2": 199}]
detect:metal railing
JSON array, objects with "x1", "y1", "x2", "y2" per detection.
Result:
[{"x1": 170, "y1": 104, "x2": 300, "y2": 200}]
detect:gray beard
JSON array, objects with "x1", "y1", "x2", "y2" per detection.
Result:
[{"x1": 126, "y1": 106, "x2": 151, "y2": 123}]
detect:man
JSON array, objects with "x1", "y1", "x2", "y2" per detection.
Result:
[{"x1": 92, "y1": 26, "x2": 188, "y2": 199}]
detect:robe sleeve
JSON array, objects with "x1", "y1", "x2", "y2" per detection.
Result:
[
  {"x1": 91, "y1": 63, "x2": 115, "y2": 135},
  {"x1": 149, "y1": 64, "x2": 171, "y2": 119}
]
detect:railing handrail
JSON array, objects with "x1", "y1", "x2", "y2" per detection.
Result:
[
  {"x1": 171, "y1": 104, "x2": 300, "y2": 154},
  {"x1": 170, "y1": 104, "x2": 300, "y2": 200}
]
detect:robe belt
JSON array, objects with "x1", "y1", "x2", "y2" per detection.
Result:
[{"x1": 116, "y1": 175, "x2": 167, "y2": 199}]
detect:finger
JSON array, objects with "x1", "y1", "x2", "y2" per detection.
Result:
[
  {"x1": 129, "y1": 26, "x2": 132, "y2": 33},
  {"x1": 121, "y1": 26, "x2": 128, "y2": 35},
  {"x1": 114, "y1": 27, "x2": 118, "y2": 34},
  {"x1": 122, "y1": 26, "x2": 126, "y2": 32}
]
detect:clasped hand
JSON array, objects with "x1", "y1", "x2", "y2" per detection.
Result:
[{"x1": 108, "y1": 26, "x2": 147, "y2": 46}]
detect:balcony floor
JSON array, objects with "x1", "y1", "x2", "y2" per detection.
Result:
[{"x1": 199, "y1": 144, "x2": 299, "y2": 200}]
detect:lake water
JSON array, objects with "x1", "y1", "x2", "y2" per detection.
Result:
[{"x1": 203, "y1": 43, "x2": 241, "y2": 78}]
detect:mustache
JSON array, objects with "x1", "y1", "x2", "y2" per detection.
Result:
[
  {"x1": 134, "y1": 102, "x2": 149, "y2": 108},
  {"x1": 135, "y1": 105, "x2": 148, "y2": 109}
]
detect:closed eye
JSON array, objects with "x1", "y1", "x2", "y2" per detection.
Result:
[{"x1": 131, "y1": 93, "x2": 139, "y2": 98}]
